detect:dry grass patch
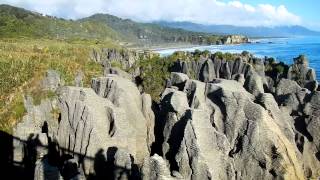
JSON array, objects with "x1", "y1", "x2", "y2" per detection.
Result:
[{"x1": 0, "y1": 38, "x2": 118, "y2": 133}]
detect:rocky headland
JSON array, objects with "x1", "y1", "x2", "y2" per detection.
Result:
[
  {"x1": 221, "y1": 35, "x2": 249, "y2": 44},
  {"x1": 5, "y1": 48, "x2": 320, "y2": 180}
]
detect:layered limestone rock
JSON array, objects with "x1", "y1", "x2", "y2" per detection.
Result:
[
  {"x1": 11, "y1": 52, "x2": 320, "y2": 180},
  {"x1": 244, "y1": 72, "x2": 264, "y2": 96},
  {"x1": 90, "y1": 48, "x2": 139, "y2": 69},
  {"x1": 13, "y1": 70, "x2": 61, "y2": 165},
  {"x1": 56, "y1": 74, "x2": 155, "y2": 175},
  {"x1": 13, "y1": 98, "x2": 58, "y2": 161},
  {"x1": 170, "y1": 54, "x2": 268, "y2": 97},
  {"x1": 172, "y1": 57, "x2": 255, "y2": 81},
  {"x1": 222, "y1": 35, "x2": 249, "y2": 44},
  {"x1": 288, "y1": 55, "x2": 318, "y2": 91},
  {"x1": 42, "y1": 70, "x2": 64, "y2": 91},
  {"x1": 13, "y1": 73, "x2": 155, "y2": 179},
  {"x1": 153, "y1": 73, "x2": 306, "y2": 180},
  {"x1": 103, "y1": 66, "x2": 133, "y2": 80},
  {"x1": 141, "y1": 154, "x2": 174, "y2": 180},
  {"x1": 90, "y1": 48, "x2": 157, "y2": 70},
  {"x1": 91, "y1": 74, "x2": 155, "y2": 154},
  {"x1": 295, "y1": 91, "x2": 320, "y2": 178}
]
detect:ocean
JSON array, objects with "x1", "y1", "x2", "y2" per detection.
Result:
[{"x1": 156, "y1": 36, "x2": 320, "y2": 80}]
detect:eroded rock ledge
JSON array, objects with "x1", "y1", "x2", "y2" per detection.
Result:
[{"x1": 12, "y1": 51, "x2": 320, "y2": 180}]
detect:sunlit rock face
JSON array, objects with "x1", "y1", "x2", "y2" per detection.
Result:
[
  {"x1": 157, "y1": 76, "x2": 304, "y2": 180},
  {"x1": 56, "y1": 74, "x2": 155, "y2": 175},
  {"x1": 12, "y1": 53, "x2": 320, "y2": 180}
]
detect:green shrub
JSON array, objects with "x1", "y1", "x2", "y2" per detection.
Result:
[
  {"x1": 170, "y1": 51, "x2": 188, "y2": 61},
  {"x1": 213, "y1": 51, "x2": 223, "y2": 59},
  {"x1": 267, "y1": 57, "x2": 276, "y2": 64},
  {"x1": 275, "y1": 64, "x2": 285, "y2": 74},
  {"x1": 194, "y1": 49, "x2": 201, "y2": 56},
  {"x1": 213, "y1": 51, "x2": 236, "y2": 61},
  {"x1": 202, "y1": 50, "x2": 210, "y2": 56},
  {"x1": 138, "y1": 56, "x2": 174, "y2": 102},
  {"x1": 241, "y1": 51, "x2": 250, "y2": 56}
]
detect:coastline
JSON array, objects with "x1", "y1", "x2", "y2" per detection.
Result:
[
  {"x1": 147, "y1": 36, "x2": 292, "y2": 53},
  {"x1": 130, "y1": 35, "x2": 256, "y2": 52},
  {"x1": 128, "y1": 43, "x2": 205, "y2": 52},
  {"x1": 132, "y1": 42, "x2": 247, "y2": 52}
]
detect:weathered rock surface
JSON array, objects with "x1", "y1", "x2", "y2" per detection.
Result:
[
  {"x1": 298, "y1": 92, "x2": 320, "y2": 178},
  {"x1": 42, "y1": 70, "x2": 64, "y2": 91},
  {"x1": 276, "y1": 79, "x2": 303, "y2": 96},
  {"x1": 170, "y1": 72, "x2": 189, "y2": 89},
  {"x1": 90, "y1": 48, "x2": 157, "y2": 70},
  {"x1": 74, "y1": 70, "x2": 84, "y2": 87},
  {"x1": 141, "y1": 154, "x2": 174, "y2": 180},
  {"x1": 170, "y1": 53, "x2": 268, "y2": 97},
  {"x1": 11, "y1": 52, "x2": 320, "y2": 180},
  {"x1": 56, "y1": 74, "x2": 155, "y2": 175},
  {"x1": 13, "y1": 94, "x2": 59, "y2": 165},
  {"x1": 90, "y1": 48, "x2": 139, "y2": 69},
  {"x1": 222, "y1": 35, "x2": 249, "y2": 44},
  {"x1": 104, "y1": 67, "x2": 132, "y2": 80},
  {"x1": 288, "y1": 55, "x2": 317, "y2": 91},
  {"x1": 154, "y1": 73, "x2": 308, "y2": 180},
  {"x1": 244, "y1": 72, "x2": 264, "y2": 96}
]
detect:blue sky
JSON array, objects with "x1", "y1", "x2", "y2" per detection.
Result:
[
  {"x1": 234, "y1": 0, "x2": 319, "y2": 21},
  {"x1": 1, "y1": 0, "x2": 319, "y2": 30},
  {"x1": 232, "y1": 0, "x2": 320, "y2": 29}
]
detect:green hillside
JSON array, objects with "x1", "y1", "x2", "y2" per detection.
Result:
[
  {"x1": 80, "y1": 14, "x2": 224, "y2": 45},
  {"x1": 0, "y1": 4, "x2": 225, "y2": 46},
  {"x1": 0, "y1": 4, "x2": 120, "y2": 42}
]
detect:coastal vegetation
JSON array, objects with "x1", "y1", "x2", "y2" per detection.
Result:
[
  {"x1": 264, "y1": 57, "x2": 289, "y2": 79},
  {"x1": 137, "y1": 56, "x2": 174, "y2": 102},
  {"x1": 1, "y1": 3, "x2": 319, "y2": 180},
  {"x1": 213, "y1": 51, "x2": 237, "y2": 61},
  {"x1": 0, "y1": 38, "x2": 112, "y2": 133},
  {"x1": 0, "y1": 40, "x2": 243, "y2": 132},
  {"x1": 0, "y1": 4, "x2": 288, "y2": 134},
  {"x1": 0, "y1": 33, "x2": 299, "y2": 134}
]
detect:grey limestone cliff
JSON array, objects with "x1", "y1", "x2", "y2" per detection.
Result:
[{"x1": 11, "y1": 51, "x2": 320, "y2": 180}]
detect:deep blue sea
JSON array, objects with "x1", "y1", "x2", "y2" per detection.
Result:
[{"x1": 157, "y1": 36, "x2": 320, "y2": 79}]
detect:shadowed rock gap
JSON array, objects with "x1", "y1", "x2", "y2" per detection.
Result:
[
  {"x1": 294, "y1": 116, "x2": 314, "y2": 142},
  {"x1": 165, "y1": 112, "x2": 190, "y2": 172},
  {"x1": 150, "y1": 101, "x2": 164, "y2": 156}
]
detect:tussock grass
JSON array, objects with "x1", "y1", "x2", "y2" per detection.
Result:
[{"x1": 0, "y1": 38, "x2": 118, "y2": 133}]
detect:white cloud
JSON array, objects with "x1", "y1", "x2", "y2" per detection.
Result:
[
  {"x1": 257, "y1": 4, "x2": 301, "y2": 26},
  {"x1": 0, "y1": 0, "x2": 302, "y2": 26}
]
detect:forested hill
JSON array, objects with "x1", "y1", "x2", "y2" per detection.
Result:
[
  {"x1": 79, "y1": 13, "x2": 225, "y2": 46},
  {"x1": 0, "y1": 4, "x2": 233, "y2": 46},
  {"x1": 0, "y1": 4, "x2": 120, "y2": 41}
]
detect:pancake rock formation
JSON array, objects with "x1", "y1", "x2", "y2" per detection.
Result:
[{"x1": 12, "y1": 52, "x2": 320, "y2": 180}]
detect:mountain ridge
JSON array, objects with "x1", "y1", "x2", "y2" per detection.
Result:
[
  {"x1": 0, "y1": 4, "x2": 120, "y2": 41},
  {"x1": 156, "y1": 21, "x2": 320, "y2": 37},
  {"x1": 0, "y1": 4, "x2": 240, "y2": 46}
]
